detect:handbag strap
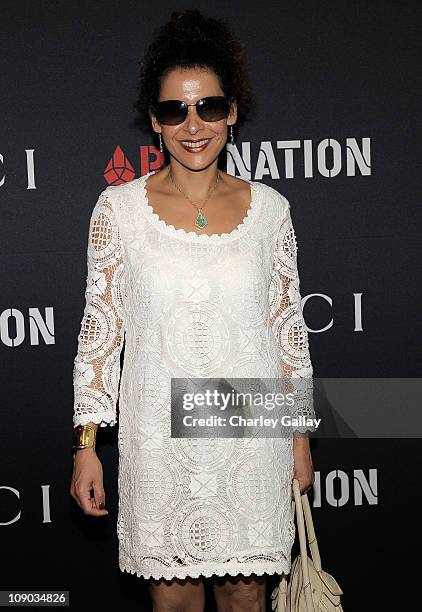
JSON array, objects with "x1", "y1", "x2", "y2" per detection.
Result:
[
  {"x1": 292, "y1": 478, "x2": 316, "y2": 612},
  {"x1": 291, "y1": 479, "x2": 322, "y2": 571},
  {"x1": 301, "y1": 486, "x2": 322, "y2": 571}
]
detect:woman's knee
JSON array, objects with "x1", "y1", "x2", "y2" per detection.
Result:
[
  {"x1": 149, "y1": 576, "x2": 205, "y2": 612},
  {"x1": 231, "y1": 581, "x2": 263, "y2": 603},
  {"x1": 213, "y1": 574, "x2": 266, "y2": 611}
]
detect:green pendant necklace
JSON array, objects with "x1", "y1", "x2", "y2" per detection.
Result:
[{"x1": 168, "y1": 168, "x2": 221, "y2": 229}]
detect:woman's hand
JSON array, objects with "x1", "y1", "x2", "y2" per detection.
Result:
[
  {"x1": 70, "y1": 448, "x2": 109, "y2": 516},
  {"x1": 292, "y1": 436, "x2": 315, "y2": 495}
]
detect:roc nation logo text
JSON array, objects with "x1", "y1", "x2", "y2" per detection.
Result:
[{"x1": 103, "y1": 137, "x2": 371, "y2": 185}]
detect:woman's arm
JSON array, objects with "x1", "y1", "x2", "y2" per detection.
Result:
[
  {"x1": 70, "y1": 189, "x2": 126, "y2": 516},
  {"x1": 72, "y1": 188, "x2": 126, "y2": 429},
  {"x1": 268, "y1": 193, "x2": 315, "y2": 493}
]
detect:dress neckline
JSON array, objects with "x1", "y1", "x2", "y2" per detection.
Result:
[{"x1": 138, "y1": 169, "x2": 260, "y2": 242}]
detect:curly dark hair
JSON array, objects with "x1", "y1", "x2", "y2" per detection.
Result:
[{"x1": 132, "y1": 8, "x2": 255, "y2": 143}]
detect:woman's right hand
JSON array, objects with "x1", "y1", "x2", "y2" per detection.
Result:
[{"x1": 70, "y1": 448, "x2": 109, "y2": 516}]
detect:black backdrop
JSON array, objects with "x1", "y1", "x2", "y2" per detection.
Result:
[{"x1": 1, "y1": 1, "x2": 421, "y2": 610}]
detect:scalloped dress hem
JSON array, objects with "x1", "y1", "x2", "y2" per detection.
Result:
[{"x1": 118, "y1": 553, "x2": 291, "y2": 581}]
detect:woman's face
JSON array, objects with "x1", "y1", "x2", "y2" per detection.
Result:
[{"x1": 149, "y1": 67, "x2": 237, "y2": 171}]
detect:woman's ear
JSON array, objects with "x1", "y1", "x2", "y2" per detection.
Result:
[
  {"x1": 149, "y1": 109, "x2": 159, "y2": 132},
  {"x1": 228, "y1": 97, "x2": 238, "y2": 125}
]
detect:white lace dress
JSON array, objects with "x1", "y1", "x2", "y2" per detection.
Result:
[{"x1": 72, "y1": 170, "x2": 314, "y2": 581}]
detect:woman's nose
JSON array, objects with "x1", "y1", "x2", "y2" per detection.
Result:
[{"x1": 184, "y1": 105, "x2": 202, "y2": 131}]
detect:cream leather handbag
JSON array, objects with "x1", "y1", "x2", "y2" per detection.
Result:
[{"x1": 271, "y1": 479, "x2": 344, "y2": 612}]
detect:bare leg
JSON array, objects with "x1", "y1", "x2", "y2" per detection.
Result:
[
  {"x1": 149, "y1": 575, "x2": 205, "y2": 612},
  {"x1": 212, "y1": 573, "x2": 266, "y2": 612}
]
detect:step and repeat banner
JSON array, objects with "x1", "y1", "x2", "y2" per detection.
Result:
[{"x1": 1, "y1": 1, "x2": 420, "y2": 610}]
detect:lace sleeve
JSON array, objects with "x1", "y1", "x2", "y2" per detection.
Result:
[
  {"x1": 72, "y1": 188, "x2": 126, "y2": 428},
  {"x1": 268, "y1": 196, "x2": 315, "y2": 432}
]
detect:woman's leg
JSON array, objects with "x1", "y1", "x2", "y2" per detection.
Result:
[
  {"x1": 149, "y1": 576, "x2": 205, "y2": 612},
  {"x1": 212, "y1": 573, "x2": 266, "y2": 612}
]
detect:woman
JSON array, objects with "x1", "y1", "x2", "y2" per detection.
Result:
[{"x1": 70, "y1": 9, "x2": 315, "y2": 612}]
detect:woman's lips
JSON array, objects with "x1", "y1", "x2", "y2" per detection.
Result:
[{"x1": 180, "y1": 139, "x2": 211, "y2": 153}]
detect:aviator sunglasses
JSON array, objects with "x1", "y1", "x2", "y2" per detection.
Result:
[{"x1": 151, "y1": 96, "x2": 233, "y2": 126}]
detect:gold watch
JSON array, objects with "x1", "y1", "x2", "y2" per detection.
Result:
[{"x1": 73, "y1": 424, "x2": 96, "y2": 458}]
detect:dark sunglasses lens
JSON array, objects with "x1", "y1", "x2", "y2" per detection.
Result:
[
  {"x1": 198, "y1": 97, "x2": 230, "y2": 121},
  {"x1": 155, "y1": 101, "x2": 187, "y2": 125}
]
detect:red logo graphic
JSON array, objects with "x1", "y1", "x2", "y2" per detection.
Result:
[
  {"x1": 104, "y1": 146, "x2": 136, "y2": 185},
  {"x1": 104, "y1": 145, "x2": 165, "y2": 185}
]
